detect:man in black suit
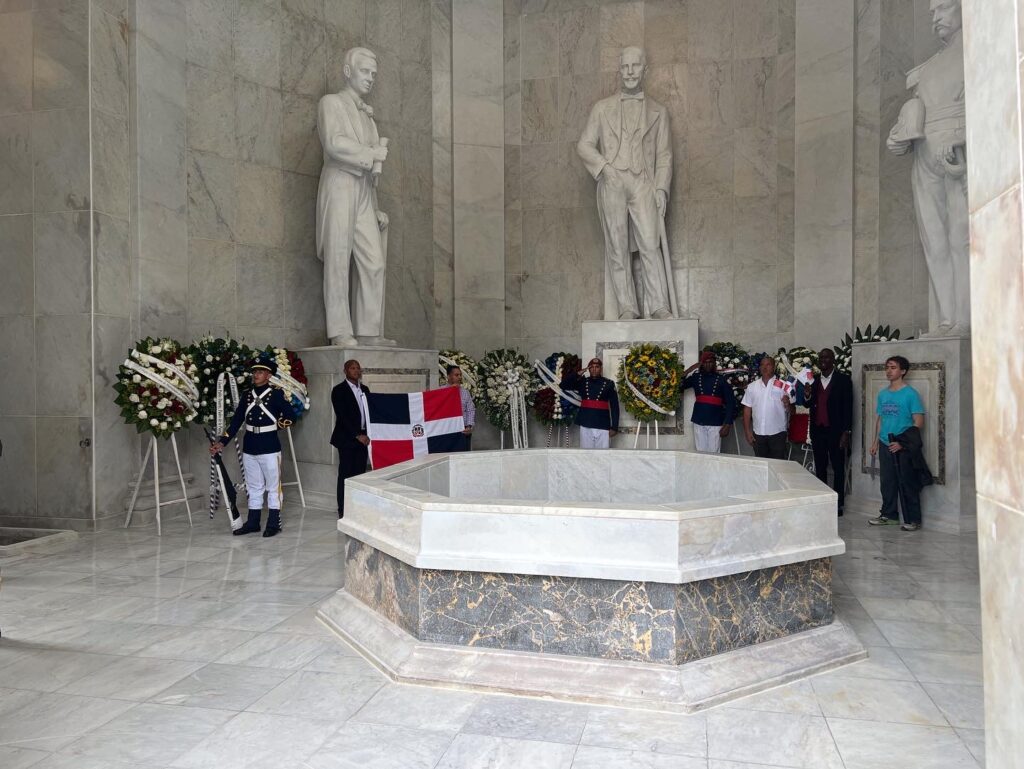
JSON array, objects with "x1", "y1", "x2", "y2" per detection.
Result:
[
  {"x1": 803, "y1": 348, "x2": 853, "y2": 516},
  {"x1": 331, "y1": 359, "x2": 370, "y2": 519}
]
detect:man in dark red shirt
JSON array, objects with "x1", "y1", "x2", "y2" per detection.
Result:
[{"x1": 803, "y1": 348, "x2": 853, "y2": 515}]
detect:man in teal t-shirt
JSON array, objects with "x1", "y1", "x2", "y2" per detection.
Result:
[{"x1": 869, "y1": 355, "x2": 926, "y2": 530}]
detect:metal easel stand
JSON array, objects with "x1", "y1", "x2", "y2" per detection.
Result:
[
  {"x1": 632, "y1": 420, "x2": 660, "y2": 449},
  {"x1": 124, "y1": 433, "x2": 193, "y2": 536},
  {"x1": 280, "y1": 426, "x2": 306, "y2": 508}
]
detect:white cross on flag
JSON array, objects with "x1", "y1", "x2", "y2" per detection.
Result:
[{"x1": 365, "y1": 387, "x2": 466, "y2": 469}]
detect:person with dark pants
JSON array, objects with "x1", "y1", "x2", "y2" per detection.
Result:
[
  {"x1": 331, "y1": 359, "x2": 370, "y2": 519},
  {"x1": 803, "y1": 348, "x2": 853, "y2": 515},
  {"x1": 869, "y1": 355, "x2": 927, "y2": 531},
  {"x1": 741, "y1": 356, "x2": 794, "y2": 459}
]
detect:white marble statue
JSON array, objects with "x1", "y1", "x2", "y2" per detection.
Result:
[
  {"x1": 577, "y1": 46, "x2": 675, "y2": 321},
  {"x1": 887, "y1": 0, "x2": 970, "y2": 336},
  {"x1": 316, "y1": 46, "x2": 395, "y2": 347}
]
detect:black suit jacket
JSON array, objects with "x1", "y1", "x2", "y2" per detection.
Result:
[
  {"x1": 806, "y1": 372, "x2": 853, "y2": 433},
  {"x1": 330, "y1": 380, "x2": 370, "y2": 449}
]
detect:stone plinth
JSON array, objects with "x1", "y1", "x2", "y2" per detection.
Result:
[
  {"x1": 291, "y1": 345, "x2": 437, "y2": 511},
  {"x1": 846, "y1": 337, "x2": 975, "y2": 533},
  {"x1": 580, "y1": 318, "x2": 700, "y2": 449},
  {"x1": 318, "y1": 450, "x2": 865, "y2": 712}
]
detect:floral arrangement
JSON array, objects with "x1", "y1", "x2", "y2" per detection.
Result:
[
  {"x1": 477, "y1": 348, "x2": 540, "y2": 431},
  {"x1": 532, "y1": 352, "x2": 581, "y2": 425},
  {"x1": 616, "y1": 343, "x2": 683, "y2": 423},
  {"x1": 833, "y1": 324, "x2": 903, "y2": 374},
  {"x1": 774, "y1": 346, "x2": 819, "y2": 378},
  {"x1": 188, "y1": 336, "x2": 253, "y2": 428},
  {"x1": 703, "y1": 341, "x2": 752, "y2": 402},
  {"x1": 113, "y1": 337, "x2": 200, "y2": 438},
  {"x1": 264, "y1": 346, "x2": 310, "y2": 422},
  {"x1": 437, "y1": 349, "x2": 479, "y2": 396}
]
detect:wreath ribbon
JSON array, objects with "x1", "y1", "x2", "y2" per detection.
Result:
[
  {"x1": 130, "y1": 349, "x2": 199, "y2": 400},
  {"x1": 439, "y1": 353, "x2": 477, "y2": 389},
  {"x1": 533, "y1": 359, "x2": 582, "y2": 407},
  {"x1": 124, "y1": 359, "x2": 198, "y2": 417},
  {"x1": 623, "y1": 370, "x2": 676, "y2": 417},
  {"x1": 270, "y1": 371, "x2": 309, "y2": 410}
]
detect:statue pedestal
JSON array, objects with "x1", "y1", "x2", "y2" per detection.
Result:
[
  {"x1": 581, "y1": 318, "x2": 700, "y2": 450},
  {"x1": 291, "y1": 345, "x2": 437, "y2": 511},
  {"x1": 846, "y1": 336, "x2": 975, "y2": 533}
]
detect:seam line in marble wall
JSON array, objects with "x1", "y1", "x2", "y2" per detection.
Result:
[{"x1": 88, "y1": 0, "x2": 98, "y2": 524}]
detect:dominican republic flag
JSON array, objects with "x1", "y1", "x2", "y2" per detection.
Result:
[{"x1": 366, "y1": 388, "x2": 466, "y2": 469}]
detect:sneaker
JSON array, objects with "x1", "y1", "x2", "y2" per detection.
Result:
[
  {"x1": 901, "y1": 522, "x2": 921, "y2": 531},
  {"x1": 868, "y1": 515, "x2": 898, "y2": 526}
]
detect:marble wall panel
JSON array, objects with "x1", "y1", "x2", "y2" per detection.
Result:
[
  {"x1": 186, "y1": 64, "x2": 235, "y2": 158},
  {"x1": 0, "y1": 114, "x2": 32, "y2": 214},
  {"x1": 188, "y1": 238, "x2": 236, "y2": 327},
  {"x1": 187, "y1": 150, "x2": 236, "y2": 240},
  {"x1": 32, "y1": 4, "x2": 88, "y2": 110},
  {"x1": 92, "y1": 110, "x2": 129, "y2": 219},
  {"x1": 0, "y1": 214, "x2": 33, "y2": 316},
  {"x1": 0, "y1": 10, "x2": 32, "y2": 114},
  {"x1": 234, "y1": 79, "x2": 282, "y2": 167},
  {"x1": 235, "y1": 245, "x2": 285, "y2": 325},
  {"x1": 688, "y1": 0, "x2": 732, "y2": 62},
  {"x1": 94, "y1": 212, "x2": 130, "y2": 318},
  {"x1": 559, "y1": 5, "x2": 599, "y2": 76},
  {"x1": 235, "y1": 163, "x2": 284, "y2": 247},
  {"x1": 34, "y1": 212, "x2": 90, "y2": 315},
  {"x1": 186, "y1": 0, "x2": 233, "y2": 71},
  {"x1": 520, "y1": 12, "x2": 558, "y2": 80},
  {"x1": 35, "y1": 314, "x2": 91, "y2": 417},
  {"x1": 32, "y1": 108, "x2": 90, "y2": 212},
  {"x1": 643, "y1": 0, "x2": 687, "y2": 65},
  {"x1": 0, "y1": 417, "x2": 35, "y2": 516},
  {"x1": 548, "y1": 451, "x2": 610, "y2": 503},
  {"x1": 233, "y1": 0, "x2": 281, "y2": 89},
  {"x1": 450, "y1": 453, "x2": 501, "y2": 498},
  {"x1": 91, "y1": 5, "x2": 128, "y2": 117},
  {"x1": 345, "y1": 538, "x2": 420, "y2": 635},
  {"x1": 0, "y1": 316, "x2": 35, "y2": 416},
  {"x1": 521, "y1": 77, "x2": 558, "y2": 144},
  {"x1": 139, "y1": 257, "x2": 188, "y2": 338},
  {"x1": 452, "y1": 0, "x2": 503, "y2": 146},
  {"x1": 280, "y1": 4, "x2": 326, "y2": 97},
  {"x1": 35, "y1": 416, "x2": 92, "y2": 519}
]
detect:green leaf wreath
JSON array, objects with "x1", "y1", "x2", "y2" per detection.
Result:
[
  {"x1": 532, "y1": 351, "x2": 581, "y2": 426},
  {"x1": 615, "y1": 343, "x2": 683, "y2": 423},
  {"x1": 187, "y1": 335, "x2": 253, "y2": 428},
  {"x1": 833, "y1": 324, "x2": 903, "y2": 374},
  {"x1": 114, "y1": 337, "x2": 200, "y2": 439},
  {"x1": 703, "y1": 341, "x2": 752, "y2": 402}
]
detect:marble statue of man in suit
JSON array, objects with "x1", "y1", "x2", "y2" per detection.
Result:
[
  {"x1": 887, "y1": 0, "x2": 970, "y2": 336},
  {"x1": 316, "y1": 46, "x2": 395, "y2": 347},
  {"x1": 578, "y1": 46, "x2": 674, "y2": 321}
]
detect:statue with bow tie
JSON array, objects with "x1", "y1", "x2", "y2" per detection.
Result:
[
  {"x1": 316, "y1": 46, "x2": 395, "y2": 347},
  {"x1": 578, "y1": 46, "x2": 677, "y2": 321}
]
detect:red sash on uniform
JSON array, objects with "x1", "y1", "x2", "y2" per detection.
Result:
[
  {"x1": 695, "y1": 395, "x2": 724, "y2": 406},
  {"x1": 581, "y1": 399, "x2": 609, "y2": 410}
]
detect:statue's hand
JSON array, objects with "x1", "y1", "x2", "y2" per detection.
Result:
[
  {"x1": 376, "y1": 211, "x2": 389, "y2": 231},
  {"x1": 372, "y1": 144, "x2": 389, "y2": 162},
  {"x1": 656, "y1": 190, "x2": 667, "y2": 217}
]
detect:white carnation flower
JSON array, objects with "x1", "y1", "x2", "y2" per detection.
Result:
[
  {"x1": 206, "y1": 355, "x2": 214, "y2": 362},
  {"x1": 174, "y1": 421, "x2": 181, "y2": 428},
  {"x1": 129, "y1": 394, "x2": 139, "y2": 403},
  {"x1": 139, "y1": 409, "x2": 148, "y2": 418},
  {"x1": 151, "y1": 345, "x2": 162, "y2": 354},
  {"x1": 186, "y1": 413, "x2": 194, "y2": 422},
  {"x1": 160, "y1": 421, "x2": 168, "y2": 430},
  {"x1": 150, "y1": 418, "x2": 159, "y2": 426},
  {"x1": 204, "y1": 368, "x2": 211, "y2": 375}
]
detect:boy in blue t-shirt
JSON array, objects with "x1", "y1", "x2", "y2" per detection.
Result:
[{"x1": 868, "y1": 355, "x2": 926, "y2": 530}]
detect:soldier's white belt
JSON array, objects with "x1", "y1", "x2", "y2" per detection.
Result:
[{"x1": 245, "y1": 424, "x2": 278, "y2": 434}]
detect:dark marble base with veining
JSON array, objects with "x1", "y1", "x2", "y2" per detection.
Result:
[{"x1": 343, "y1": 539, "x2": 833, "y2": 664}]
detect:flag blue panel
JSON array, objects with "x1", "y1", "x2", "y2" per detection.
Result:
[{"x1": 366, "y1": 392, "x2": 411, "y2": 425}]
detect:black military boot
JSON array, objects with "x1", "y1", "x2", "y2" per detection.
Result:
[
  {"x1": 234, "y1": 509, "x2": 262, "y2": 535},
  {"x1": 262, "y1": 509, "x2": 282, "y2": 538}
]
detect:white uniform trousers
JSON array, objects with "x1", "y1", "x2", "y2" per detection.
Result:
[
  {"x1": 580, "y1": 426, "x2": 610, "y2": 449},
  {"x1": 242, "y1": 452, "x2": 283, "y2": 510},
  {"x1": 692, "y1": 424, "x2": 722, "y2": 454}
]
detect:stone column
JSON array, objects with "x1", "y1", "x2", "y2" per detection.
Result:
[
  {"x1": 962, "y1": 1, "x2": 1024, "y2": 766},
  {"x1": 793, "y1": 0, "x2": 855, "y2": 349},
  {"x1": 451, "y1": 0, "x2": 505, "y2": 356}
]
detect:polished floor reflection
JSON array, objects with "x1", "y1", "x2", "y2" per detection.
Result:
[{"x1": 0, "y1": 509, "x2": 984, "y2": 768}]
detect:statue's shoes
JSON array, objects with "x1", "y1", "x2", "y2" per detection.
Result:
[
  {"x1": 946, "y1": 324, "x2": 970, "y2": 337},
  {"x1": 618, "y1": 311, "x2": 639, "y2": 320},
  {"x1": 651, "y1": 308, "x2": 673, "y2": 320},
  {"x1": 330, "y1": 335, "x2": 358, "y2": 347}
]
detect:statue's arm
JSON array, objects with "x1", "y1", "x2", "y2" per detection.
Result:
[
  {"x1": 318, "y1": 98, "x2": 375, "y2": 172},
  {"x1": 577, "y1": 104, "x2": 608, "y2": 180},
  {"x1": 654, "y1": 111, "x2": 672, "y2": 197}
]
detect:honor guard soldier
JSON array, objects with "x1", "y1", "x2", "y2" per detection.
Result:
[
  {"x1": 562, "y1": 357, "x2": 620, "y2": 449},
  {"x1": 211, "y1": 355, "x2": 295, "y2": 537},
  {"x1": 681, "y1": 351, "x2": 737, "y2": 454}
]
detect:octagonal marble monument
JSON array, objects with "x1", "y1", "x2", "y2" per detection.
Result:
[{"x1": 318, "y1": 450, "x2": 866, "y2": 712}]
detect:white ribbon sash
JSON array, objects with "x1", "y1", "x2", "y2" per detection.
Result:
[
  {"x1": 533, "y1": 359, "x2": 583, "y2": 407},
  {"x1": 623, "y1": 371, "x2": 676, "y2": 416},
  {"x1": 130, "y1": 350, "x2": 199, "y2": 400},
  {"x1": 438, "y1": 353, "x2": 477, "y2": 389},
  {"x1": 269, "y1": 371, "x2": 309, "y2": 410},
  {"x1": 124, "y1": 359, "x2": 198, "y2": 417}
]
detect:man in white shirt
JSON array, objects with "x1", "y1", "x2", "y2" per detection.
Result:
[
  {"x1": 445, "y1": 365, "x2": 475, "y2": 450},
  {"x1": 741, "y1": 356, "x2": 795, "y2": 459},
  {"x1": 330, "y1": 359, "x2": 371, "y2": 518}
]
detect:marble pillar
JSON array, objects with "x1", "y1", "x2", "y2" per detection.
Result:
[{"x1": 962, "y1": 1, "x2": 1024, "y2": 765}]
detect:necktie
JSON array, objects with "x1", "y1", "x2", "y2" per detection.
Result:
[{"x1": 621, "y1": 92, "x2": 645, "y2": 101}]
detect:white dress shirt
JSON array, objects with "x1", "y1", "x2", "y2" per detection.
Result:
[
  {"x1": 741, "y1": 376, "x2": 794, "y2": 436},
  {"x1": 347, "y1": 379, "x2": 369, "y2": 430},
  {"x1": 819, "y1": 371, "x2": 833, "y2": 390}
]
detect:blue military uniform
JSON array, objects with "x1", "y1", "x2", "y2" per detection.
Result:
[
  {"x1": 562, "y1": 364, "x2": 620, "y2": 448},
  {"x1": 218, "y1": 357, "x2": 294, "y2": 537}
]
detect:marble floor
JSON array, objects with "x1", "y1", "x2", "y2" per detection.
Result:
[{"x1": 0, "y1": 508, "x2": 985, "y2": 769}]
